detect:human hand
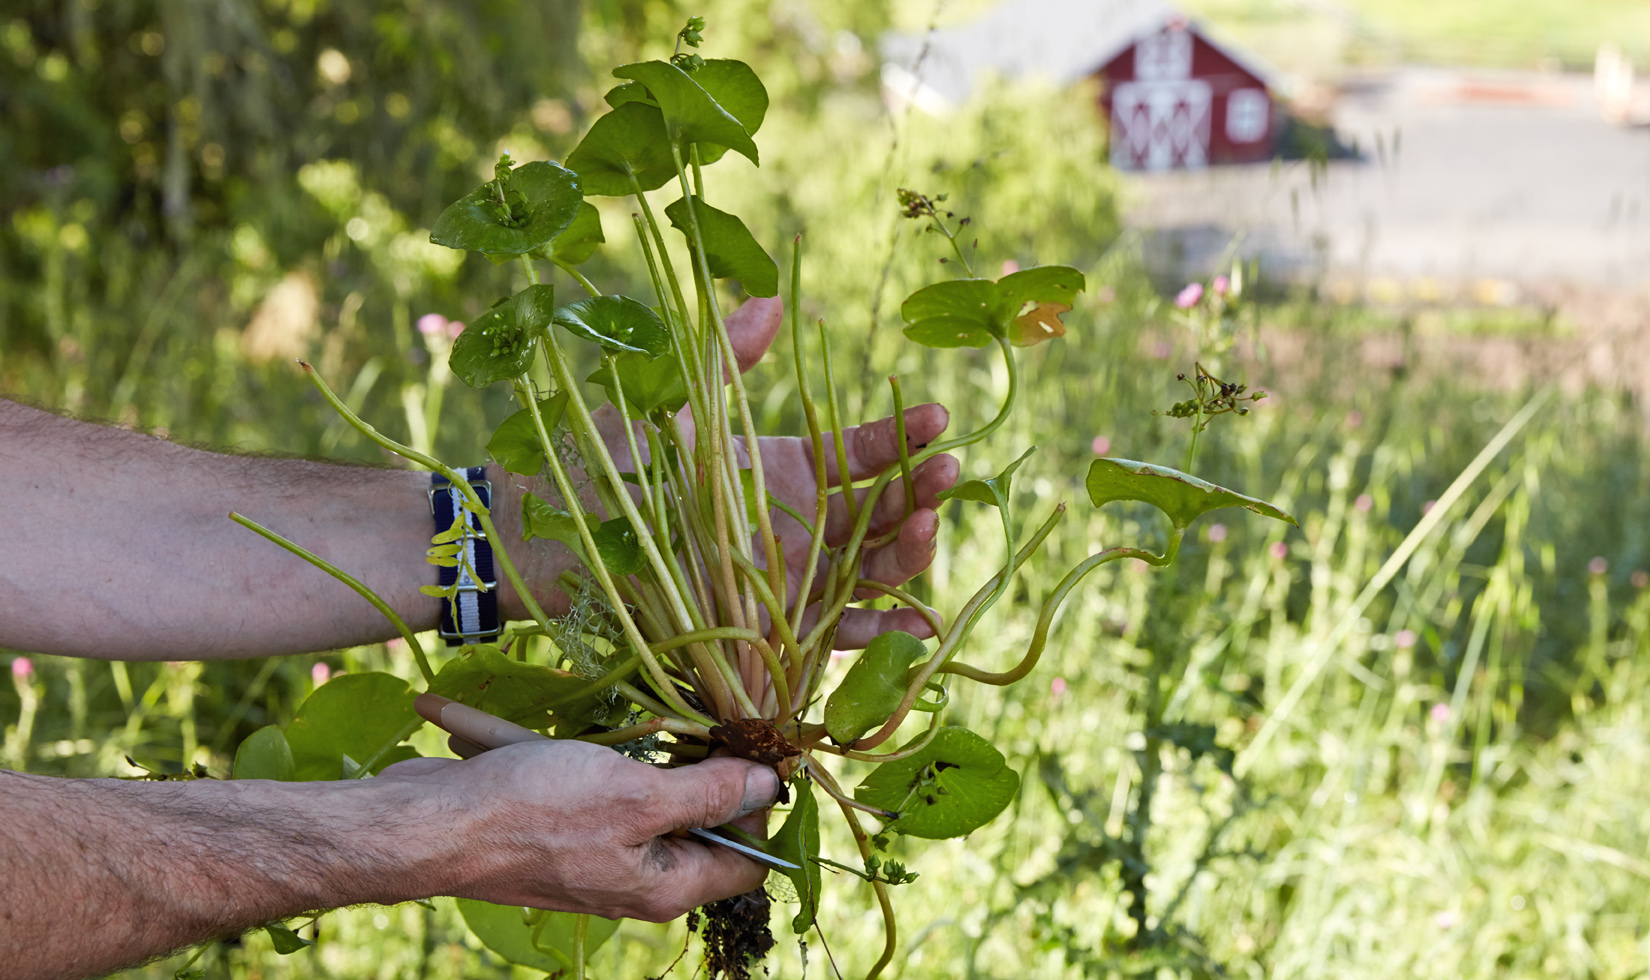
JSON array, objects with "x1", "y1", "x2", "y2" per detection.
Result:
[
  {"x1": 377, "y1": 742, "x2": 780, "y2": 920},
  {"x1": 696, "y1": 298, "x2": 959, "y2": 647},
  {"x1": 565, "y1": 297, "x2": 958, "y2": 647}
]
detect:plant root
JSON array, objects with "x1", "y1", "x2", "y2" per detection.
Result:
[{"x1": 690, "y1": 887, "x2": 775, "y2": 980}]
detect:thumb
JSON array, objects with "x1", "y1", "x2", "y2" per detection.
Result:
[
  {"x1": 723, "y1": 297, "x2": 783, "y2": 374},
  {"x1": 654, "y1": 758, "x2": 780, "y2": 832}
]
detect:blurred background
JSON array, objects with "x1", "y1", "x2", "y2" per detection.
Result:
[{"x1": 4, "y1": 0, "x2": 1650, "y2": 977}]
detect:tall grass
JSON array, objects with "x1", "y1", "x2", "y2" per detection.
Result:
[{"x1": 5, "y1": 2, "x2": 1650, "y2": 976}]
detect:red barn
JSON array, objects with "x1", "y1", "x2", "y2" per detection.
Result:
[
  {"x1": 1097, "y1": 18, "x2": 1277, "y2": 171},
  {"x1": 880, "y1": 1, "x2": 1283, "y2": 173}
]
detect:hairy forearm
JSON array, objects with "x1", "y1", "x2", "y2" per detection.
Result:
[
  {"x1": 0, "y1": 770, "x2": 453, "y2": 980},
  {"x1": 0, "y1": 399, "x2": 563, "y2": 660}
]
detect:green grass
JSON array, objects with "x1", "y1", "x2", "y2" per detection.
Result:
[
  {"x1": 6, "y1": 2, "x2": 1650, "y2": 977},
  {"x1": 11, "y1": 285, "x2": 1650, "y2": 979}
]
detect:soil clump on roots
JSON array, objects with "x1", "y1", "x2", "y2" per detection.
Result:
[{"x1": 689, "y1": 887, "x2": 775, "y2": 980}]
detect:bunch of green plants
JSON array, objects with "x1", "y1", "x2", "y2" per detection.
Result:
[{"x1": 223, "y1": 20, "x2": 1295, "y2": 979}]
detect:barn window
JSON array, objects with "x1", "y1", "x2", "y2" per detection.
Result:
[
  {"x1": 1225, "y1": 88, "x2": 1269, "y2": 142},
  {"x1": 1135, "y1": 28, "x2": 1192, "y2": 82}
]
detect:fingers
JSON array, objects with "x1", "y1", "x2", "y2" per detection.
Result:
[
  {"x1": 858, "y1": 508, "x2": 940, "y2": 592},
  {"x1": 834, "y1": 605, "x2": 942, "y2": 648},
  {"x1": 636, "y1": 836, "x2": 771, "y2": 920},
  {"x1": 624, "y1": 759, "x2": 780, "y2": 919},
  {"x1": 812, "y1": 404, "x2": 950, "y2": 486},
  {"x1": 820, "y1": 454, "x2": 958, "y2": 545},
  {"x1": 647, "y1": 758, "x2": 780, "y2": 835},
  {"x1": 722, "y1": 297, "x2": 784, "y2": 374}
]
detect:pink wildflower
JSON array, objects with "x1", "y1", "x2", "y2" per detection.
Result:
[
  {"x1": 1395, "y1": 629, "x2": 1417, "y2": 650},
  {"x1": 1430, "y1": 702, "x2": 1450, "y2": 724},
  {"x1": 1050, "y1": 677, "x2": 1067, "y2": 698},
  {"x1": 1355, "y1": 493, "x2": 1374, "y2": 513},
  {"x1": 1174, "y1": 283, "x2": 1203, "y2": 309},
  {"x1": 1207, "y1": 523, "x2": 1227, "y2": 543},
  {"x1": 1346, "y1": 410, "x2": 1363, "y2": 428},
  {"x1": 1091, "y1": 435, "x2": 1112, "y2": 455},
  {"x1": 1268, "y1": 540, "x2": 1288, "y2": 560},
  {"x1": 1212, "y1": 275, "x2": 1230, "y2": 296},
  {"x1": 1000, "y1": 259, "x2": 1020, "y2": 276},
  {"x1": 417, "y1": 313, "x2": 448, "y2": 337},
  {"x1": 1588, "y1": 556, "x2": 1609, "y2": 576},
  {"x1": 312, "y1": 662, "x2": 332, "y2": 686},
  {"x1": 11, "y1": 657, "x2": 32, "y2": 680}
]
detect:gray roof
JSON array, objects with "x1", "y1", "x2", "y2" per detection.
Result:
[{"x1": 881, "y1": 0, "x2": 1275, "y2": 109}]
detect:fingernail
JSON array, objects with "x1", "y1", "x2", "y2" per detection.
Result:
[{"x1": 741, "y1": 766, "x2": 780, "y2": 815}]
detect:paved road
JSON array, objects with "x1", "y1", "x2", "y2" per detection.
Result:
[{"x1": 1122, "y1": 67, "x2": 1650, "y2": 297}]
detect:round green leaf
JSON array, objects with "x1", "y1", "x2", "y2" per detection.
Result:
[
  {"x1": 545, "y1": 202, "x2": 605, "y2": 265},
  {"x1": 900, "y1": 267, "x2": 1086, "y2": 349},
  {"x1": 824, "y1": 630, "x2": 929, "y2": 745},
  {"x1": 231, "y1": 725, "x2": 295, "y2": 782},
  {"x1": 768, "y1": 780, "x2": 822, "y2": 934},
  {"x1": 486, "y1": 393, "x2": 569, "y2": 476},
  {"x1": 589, "y1": 516, "x2": 647, "y2": 576},
  {"x1": 450, "y1": 284, "x2": 555, "y2": 389},
  {"x1": 430, "y1": 644, "x2": 598, "y2": 729},
  {"x1": 998, "y1": 266, "x2": 1086, "y2": 347},
  {"x1": 899, "y1": 279, "x2": 998, "y2": 349},
  {"x1": 565, "y1": 101, "x2": 677, "y2": 197},
  {"x1": 691, "y1": 60, "x2": 768, "y2": 136},
  {"x1": 283, "y1": 672, "x2": 419, "y2": 781},
  {"x1": 664, "y1": 196, "x2": 778, "y2": 297},
  {"x1": 457, "y1": 900, "x2": 619, "y2": 973},
  {"x1": 611, "y1": 61, "x2": 759, "y2": 166},
  {"x1": 688, "y1": 59, "x2": 768, "y2": 164},
  {"x1": 854, "y1": 727, "x2": 1020, "y2": 840},
  {"x1": 1085, "y1": 457, "x2": 1299, "y2": 530},
  {"x1": 586, "y1": 351, "x2": 689, "y2": 416},
  {"x1": 521, "y1": 492, "x2": 594, "y2": 554},
  {"x1": 429, "y1": 161, "x2": 582, "y2": 255},
  {"x1": 552, "y1": 295, "x2": 670, "y2": 357},
  {"x1": 603, "y1": 80, "x2": 655, "y2": 110},
  {"x1": 995, "y1": 265, "x2": 1086, "y2": 317}
]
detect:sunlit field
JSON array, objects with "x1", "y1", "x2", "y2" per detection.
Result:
[{"x1": 4, "y1": 2, "x2": 1648, "y2": 978}]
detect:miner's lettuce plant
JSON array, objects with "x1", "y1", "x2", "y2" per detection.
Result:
[{"x1": 227, "y1": 20, "x2": 1294, "y2": 979}]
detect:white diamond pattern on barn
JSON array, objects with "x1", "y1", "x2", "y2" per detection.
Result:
[{"x1": 1110, "y1": 79, "x2": 1211, "y2": 171}]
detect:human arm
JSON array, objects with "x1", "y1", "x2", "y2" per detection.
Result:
[
  {"x1": 0, "y1": 300, "x2": 952, "y2": 661},
  {"x1": 0, "y1": 745, "x2": 779, "y2": 980}
]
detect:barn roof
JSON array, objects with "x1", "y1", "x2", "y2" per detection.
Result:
[{"x1": 880, "y1": 0, "x2": 1284, "y2": 111}]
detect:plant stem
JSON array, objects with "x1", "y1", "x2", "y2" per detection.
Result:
[
  {"x1": 889, "y1": 376, "x2": 916, "y2": 516},
  {"x1": 573, "y1": 914, "x2": 588, "y2": 980},
  {"x1": 228, "y1": 513, "x2": 436, "y2": 685},
  {"x1": 298, "y1": 361, "x2": 554, "y2": 634},
  {"x1": 925, "y1": 335, "x2": 1017, "y2": 456},
  {"x1": 528, "y1": 380, "x2": 719, "y2": 726},
  {"x1": 937, "y1": 544, "x2": 1171, "y2": 685},
  {"x1": 852, "y1": 580, "x2": 944, "y2": 638},
  {"x1": 576, "y1": 716, "x2": 713, "y2": 745},
  {"x1": 552, "y1": 257, "x2": 600, "y2": 298},
  {"x1": 818, "y1": 319, "x2": 860, "y2": 531},
  {"x1": 851, "y1": 505, "x2": 1065, "y2": 751},
  {"x1": 351, "y1": 715, "x2": 425, "y2": 778},
  {"x1": 787, "y1": 238, "x2": 833, "y2": 651},
  {"x1": 818, "y1": 766, "x2": 898, "y2": 980}
]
